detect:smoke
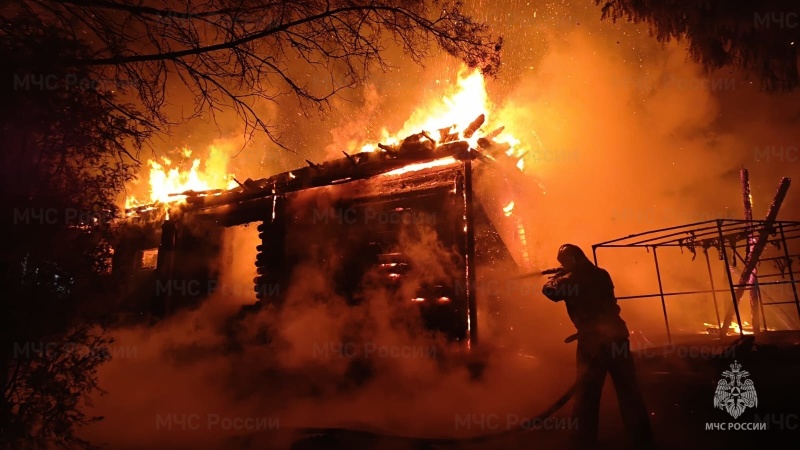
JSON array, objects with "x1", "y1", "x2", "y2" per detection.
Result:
[
  {"x1": 82, "y1": 213, "x2": 575, "y2": 450},
  {"x1": 476, "y1": 8, "x2": 798, "y2": 338},
  {"x1": 93, "y1": 1, "x2": 800, "y2": 448},
  {"x1": 322, "y1": 83, "x2": 383, "y2": 159}
]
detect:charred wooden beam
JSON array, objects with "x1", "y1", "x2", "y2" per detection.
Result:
[
  {"x1": 153, "y1": 219, "x2": 178, "y2": 319},
  {"x1": 377, "y1": 143, "x2": 398, "y2": 156},
  {"x1": 463, "y1": 114, "x2": 485, "y2": 139},
  {"x1": 441, "y1": 132, "x2": 460, "y2": 143},
  {"x1": 719, "y1": 177, "x2": 791, "y2": 336},
  {"x1": 181, "y1": 141, "x2": 470, "y2": 213},
  {"x1": 464, "y1": 159, "x2": 478, "y2": 345},
  {"x1": 243, "y1": 178, "x2": 261, "y2": 190},
  {"x1": 342, "y1": 151, "x2": 357, "y2": 167},
  {"x1": 129, "y1": 128, "x2": 484, "y2": 222},
  {"x1": 172, "y1": 188, "x2": 225, "y2": 198},
  {"x1": 477, "y1": 137, "x2": 512, "y2": 155},
  {"x1": 254, "y1": 196, "x2": 286, "y2": 305},
  {"x1": 438, "y1": 126, "x2": 454, "y2": 142},
  {"x1": 399, "y1": 134, "x2": 436, "y2": 157},
  {"x1": 484, "y1": 126, "x2": 505, "y2": 141}
]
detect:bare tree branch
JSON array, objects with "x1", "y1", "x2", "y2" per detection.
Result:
[{"x1": 4, "y1": 0, "x2": 502, "y2": 149}]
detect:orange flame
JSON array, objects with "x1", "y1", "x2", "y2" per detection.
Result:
[
  {"x1": 125, "y1": 146, "x2": 239, "y2": 211},
  {"x1": 359, "y1": 68, "x2": 528, "y2": 168},
  {"x1": 382, "y1": 157, "x2": 458, "y2": 176},
  {"x1": 124, "y1": 67, "x2": 530, "y2": 217}
]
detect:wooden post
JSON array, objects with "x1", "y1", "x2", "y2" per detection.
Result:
[
  {"x1": 720, "y1": 177, "x2": 791, "y2": 336},
  {"x1": 154, "y1": 219, "x2": 177, "y2": 319},
  {"x1": 464, "y1": 159, "x2": 478, "y2": 347}
]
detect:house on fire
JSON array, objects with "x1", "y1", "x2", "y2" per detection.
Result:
[{"x1": 111, "y1": 116, "x2": 539, "y2": 346}]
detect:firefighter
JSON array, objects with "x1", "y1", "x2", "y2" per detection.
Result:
[{"x1": 542, "y1": 244, "x2": 653, "y2": 450}]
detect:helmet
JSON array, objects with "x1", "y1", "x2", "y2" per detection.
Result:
[{"x1": 557, "y1": 244, "x2": 589, "y2": 265}]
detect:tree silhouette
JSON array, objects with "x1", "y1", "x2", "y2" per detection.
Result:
[
  {"x1": 1, "y1": 16, "x2": 143, "y2": 450},
  {"x1": 596, "y1": 0, "x2": 799, "y2": 91},
  {"x1": 6, "y1": 0, "x2": 503, "y2": 149},
  {"x1": 1, "y1": 2, "x2": 501, "y2": 447}
]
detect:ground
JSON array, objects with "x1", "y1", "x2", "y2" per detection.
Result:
[{"x1": 81, "y1": 330, "x2": 799, "y2": 450}]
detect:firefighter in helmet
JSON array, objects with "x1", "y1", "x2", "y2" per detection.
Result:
[{"x1": 542, "y1": 244, "x2": 653, "y2": 450}]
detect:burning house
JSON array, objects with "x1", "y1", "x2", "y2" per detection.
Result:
[
  {"x1": 113, "y1": 110, "x2": 537, "y2": 347},
  {"x1": 94, "y1": 71, "x2": 800, "y2": 450},
  {"x1": 110, "y1": 69, "x2": 800, "y2": 356}
]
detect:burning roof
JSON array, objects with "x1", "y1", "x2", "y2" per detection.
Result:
[
  {"x1": 125, "y1": 122, "x2": 519, "y2": 211},
  {"x1": 122, "y1": 70, "x2": 531, "y2": 219},
  {"x1": 121, "y1": 69, "x2": 541, "y2": 276}
]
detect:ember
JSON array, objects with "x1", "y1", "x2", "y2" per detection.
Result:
[{"x1": 701, "y1": 322, "x2": 756, "y2": 336}]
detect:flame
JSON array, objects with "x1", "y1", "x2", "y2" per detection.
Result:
[
  {"x1": 358, "y1": 67, "x2": 529, "y2": 169},
  {"x1": 382, "y1": 157, "x2": 458, "y2": 176},
  {"x1": 701, "y1": 321, "x2": 756, "y2": 335},
  {"x1": 125, "y1": 146, "x2": 239, "y2": 212},
  {"x1": 392, "y1": 70, "x2": 490, "y2": 148},
  {"x1": 124, "y1": 67, "x2": 532, "y2": 218}
]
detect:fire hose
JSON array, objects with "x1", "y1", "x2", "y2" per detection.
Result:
[
  {"x1": 296, "y1": 326, "x2": 753, "y2": 448},
  {"x1": 289, "y1": 262, "x2": 753, "y2": 446},
  {"x1": 291, "y1": 359, "x2": 592, "y2": 445},
  {"x1": 290, "y1": 336, "x2": 756, "y2": 446}
]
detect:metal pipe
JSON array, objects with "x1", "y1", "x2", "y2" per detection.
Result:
[
  {"x1": 593, "y1": 219, "x2": 720, "y2": 247},
  {"x1": 599, "y1": 219, "x2": 780, "y2": 247},
  {"x1": 741, "y1": 168, "x2": 761, "y2": 333},
  {"x1": 616, "y1": 288, "x2": 752, "y2": 301},
  {"x1": 617, "y1": 281, "x2": 798, "y2": 300},
  {"x1": 608, "y1": 281, "x2": 798, "y2": 301},
  {"x1": 652, "y1": 246, "x2": 671, "y2": 344},
  {"x1": 705, "y1": 249, "x2": 723, "y2": 328},
  {"x1": 593, "y1": 220, "x2": 800, "y2": 248},
  {"x1": 778, "y1": 223, "x2": 800, "y2": 320},
  {"x1": 760, "y1": 254, "x2": 800, "y2": 261},
  {"x1": 731, "y1": 280, "x2": 799, "y2": 288},
  {"x1": 595, "y1": 236, "x2": 800, "y2": 249},
  {"x1": 759, "y1": 301, "x2": 800, "y2": 306},
  {"x1": 717, "y1": 220, "x2": 744, "y2": 337},
  {"x1": 739, "y1": 272, "x2": 800, "y2": 278}
]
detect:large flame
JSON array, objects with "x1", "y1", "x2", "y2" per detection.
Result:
[
  {"x1": 360, "y1": 68, "x2": 527, "y2": 165},
  {"x1": 124, "y1": 68, "x2": 528, "y2": 216},
  {"x1": 125, "y1": 146, "x2": 239, "y2": 211}
]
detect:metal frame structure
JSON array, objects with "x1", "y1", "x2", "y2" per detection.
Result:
[{"x1": 592, "y1": 219, "x2": 800, "y2": 344}]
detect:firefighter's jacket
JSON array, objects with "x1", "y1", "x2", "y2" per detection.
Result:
[{"x1": 542, "y1": 263, "x2": 630, "y2": 343}]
